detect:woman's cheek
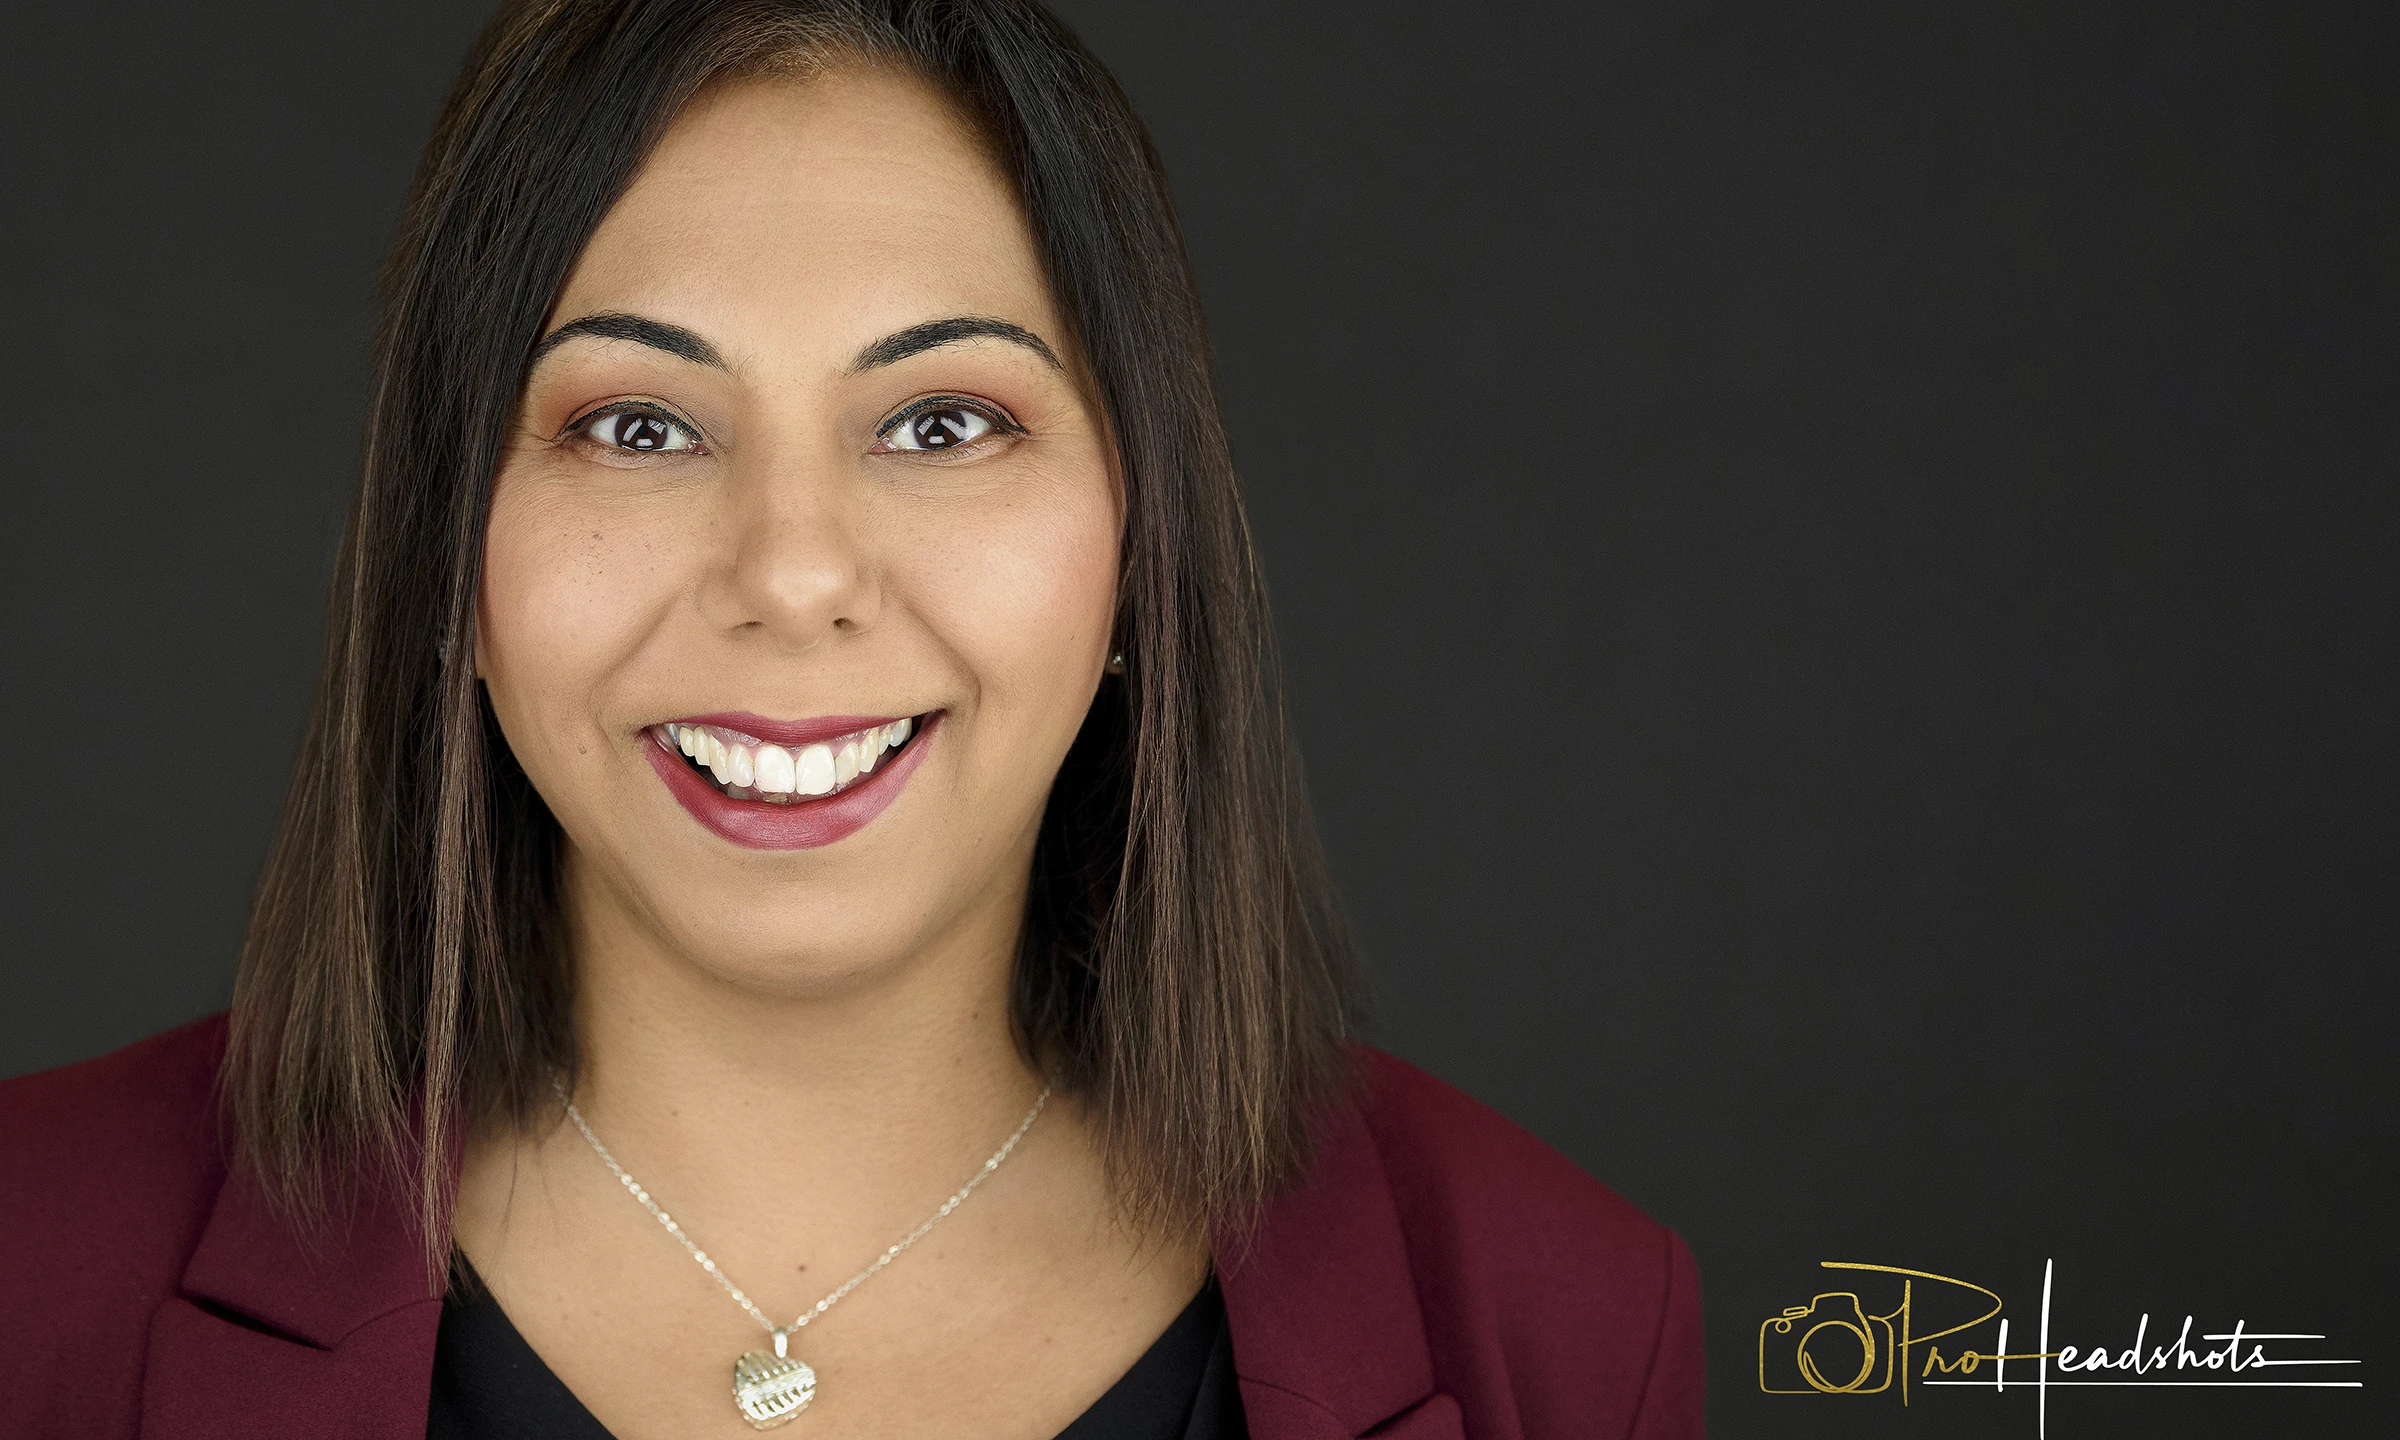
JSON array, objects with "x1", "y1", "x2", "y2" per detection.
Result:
[
  {"x1": 917, "y1": 474, "x2": 1118, "y2": 714},
  {"x1": 479, "y1": 480, "x2": 662, "y2": 743},
  {"x1": 480, "y1": 491, "x2": 570, "y2": 691}
]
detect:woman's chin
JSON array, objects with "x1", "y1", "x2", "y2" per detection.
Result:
[{"x1": 572, "y1": 867, "x2": 987, "y2": 1009}]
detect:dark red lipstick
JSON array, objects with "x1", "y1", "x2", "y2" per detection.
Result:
[{"x1": 647, "y1": 711, "x2": 938, "y2": 850}]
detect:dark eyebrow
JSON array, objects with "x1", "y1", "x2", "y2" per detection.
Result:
[
  {"x1": 848, "y1": 316, "x2": 1062, "y2": 374},
  {"x1": 529, "y1": 311, "x2": 725, "y2": 370}
]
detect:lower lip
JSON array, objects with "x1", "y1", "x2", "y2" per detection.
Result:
[{"x1": 645, "y1": 714, "x2": 939, "y2": 850}]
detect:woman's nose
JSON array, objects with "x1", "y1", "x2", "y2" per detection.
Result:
[{"x1": 699, "y1": 461, "x2": 882, "y2": 650}]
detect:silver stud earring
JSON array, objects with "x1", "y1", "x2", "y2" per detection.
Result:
[{"x1": 1106, "y1": 651, "x2": 1126, "y2": 675}]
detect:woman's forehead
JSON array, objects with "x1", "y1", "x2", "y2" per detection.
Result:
[{"x1": 552, "y1": 68, "x2": 1056, "y2": 375}]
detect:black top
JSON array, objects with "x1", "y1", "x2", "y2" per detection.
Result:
[{"x1": 426, "y1": 1270, "x2": 1247, "y2": 1440}]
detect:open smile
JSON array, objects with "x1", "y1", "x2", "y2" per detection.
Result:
[
  {"x1": 644, "y1": 710, "x2": 939, "y2": 850},
  {"x1": 662, "y1": 714, "x2": 919, "y2": 803}
]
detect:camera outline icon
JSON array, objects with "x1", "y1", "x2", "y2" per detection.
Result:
[{"x1": 1758, "y1": 1290, "x2": 1900, "y2": 1394}]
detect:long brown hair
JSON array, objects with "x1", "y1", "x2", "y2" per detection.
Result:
[{"x1": 227, "y1": 0, "x2": 1362, "y2": 1253}]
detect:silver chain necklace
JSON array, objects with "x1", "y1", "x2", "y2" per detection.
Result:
[{"x1": 552, "y1": 1075, "x2": 1051, "y2": 1430}]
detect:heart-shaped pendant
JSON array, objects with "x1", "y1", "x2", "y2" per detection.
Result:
[{"x1": 732, "y1": 1341, "x2": 817, "y2": 1430}]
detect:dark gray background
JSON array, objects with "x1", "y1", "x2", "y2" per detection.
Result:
[{"x1": 2, "y1": 3, "x2": 2391, "y2": 1436}]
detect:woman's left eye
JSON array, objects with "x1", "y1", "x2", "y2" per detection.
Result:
[
  {"x1": 579, "y1": 408, "x2": 699, "y2": 454},
  {"x1": 875, "y1": 403, "x2": 1007, "y2": 453}
]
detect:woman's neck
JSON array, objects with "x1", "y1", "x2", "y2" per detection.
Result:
[{"x1": 525, "y1": 845, "x2": 1059, "y2": 1262}]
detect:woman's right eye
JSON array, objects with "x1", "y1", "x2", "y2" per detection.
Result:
[{"x1": 574, "y1": 407, "x2": 701, "y2": 455}]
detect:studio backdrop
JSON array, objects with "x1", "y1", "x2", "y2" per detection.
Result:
[{"x1": 2, "y1": 3, "x2": 2390, "y2": 1437}]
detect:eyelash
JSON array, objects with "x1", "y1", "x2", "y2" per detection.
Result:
[
  {"x1": 559, "y1": 394, "x2": 1024, "y2": 458},
  {"x1": 562, "y1": 401, "x2": 706, "y2": 456},
  {"x1": 874, "y1": 395, "x2": 1025, "y2": 449}
]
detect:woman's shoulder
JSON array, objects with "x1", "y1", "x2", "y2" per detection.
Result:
[
  {"x1": 0, "y1": 1013, "x2": 234, "y2": 1307},
  {"x1": 1223, "y1": 1044, "x2": 1700, "y2": 1437},
  {"x1": 1, "y1": 1011, "x2": 231, "y2": 1167},
  {"x1": 1330, "y1": 1044, "x2": 1704, "y2": 1438},
  {"x1": 1347, "y1": 1044, "x2": 1685, "y2": 1267}
]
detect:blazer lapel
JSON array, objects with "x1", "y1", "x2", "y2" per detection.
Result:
[
  {"x1": 1217, "y1": 1084, "x2": 1463, "y2": 1440},
  {"x1": 142, "y1": 1161, "x2": 443, "y2": 1438}
]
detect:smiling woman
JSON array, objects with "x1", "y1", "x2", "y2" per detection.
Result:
[{"x1": 0, "y1": 3, "x2": 1701, "y2": 1438}]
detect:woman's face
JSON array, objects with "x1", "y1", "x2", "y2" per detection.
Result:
[{"x1": 478, "y1": 69, "x2": 1119, "y2": 993}]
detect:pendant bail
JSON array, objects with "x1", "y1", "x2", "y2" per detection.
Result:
[{"x1": 772, "y1": 1328, "x2": 790, "y2": 1359}]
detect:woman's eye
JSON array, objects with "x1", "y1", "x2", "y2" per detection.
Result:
[
  {"x1": 580, "y1": 409, "x2": 699, "y2": 454},
  {"x1": 878, "y1": 405, "x2": 1001, "y2": 453}
]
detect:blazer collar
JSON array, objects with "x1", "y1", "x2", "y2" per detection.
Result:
[
  {"x1": 141, "y1": 1144, "x2": 446, "y2": 1438},
  {"x1": 178, "y1": 1156, "x2": 441, "y2": 1348},
  {"x1": 1216, "y1": 1072, "x2": 1445, "y2": 1438}
]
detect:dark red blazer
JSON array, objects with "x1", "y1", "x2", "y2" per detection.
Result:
[{"x1": 0, "y1": 1016, "x2": 1704, "y2": 1439}]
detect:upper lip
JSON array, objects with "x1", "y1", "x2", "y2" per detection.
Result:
[{"x1": 664, "y1": 711, "x2": 919, "y2": 747}]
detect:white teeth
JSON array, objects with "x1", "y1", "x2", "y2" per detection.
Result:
[
  {"x1": 795, "y1": 743, "x2": 836, "y2": 795},
  {"x1": 664, "y1": 717, "x2": 917, "y2": 802},
  {"x1": 753, "y1": 743, "x2": 796, "y2": 793}
]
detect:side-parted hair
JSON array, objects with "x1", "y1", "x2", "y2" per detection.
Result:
[{"x1": 227, "y1": 0, "x2": 1363, "y2": 1254}]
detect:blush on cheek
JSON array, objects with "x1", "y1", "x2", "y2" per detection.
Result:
[
  {"x1": 479, "y1": 507, "x2": 587, "y2": 683},
  {"x1": 474, "y1": 483, "x2": 664, "y2": 785},
  {"x1": 937, "y1": 499, "x2": 1119, "y2": 699},
  {"x1": 483, "y1": 475, "x2": 681, "y2": 664}
]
